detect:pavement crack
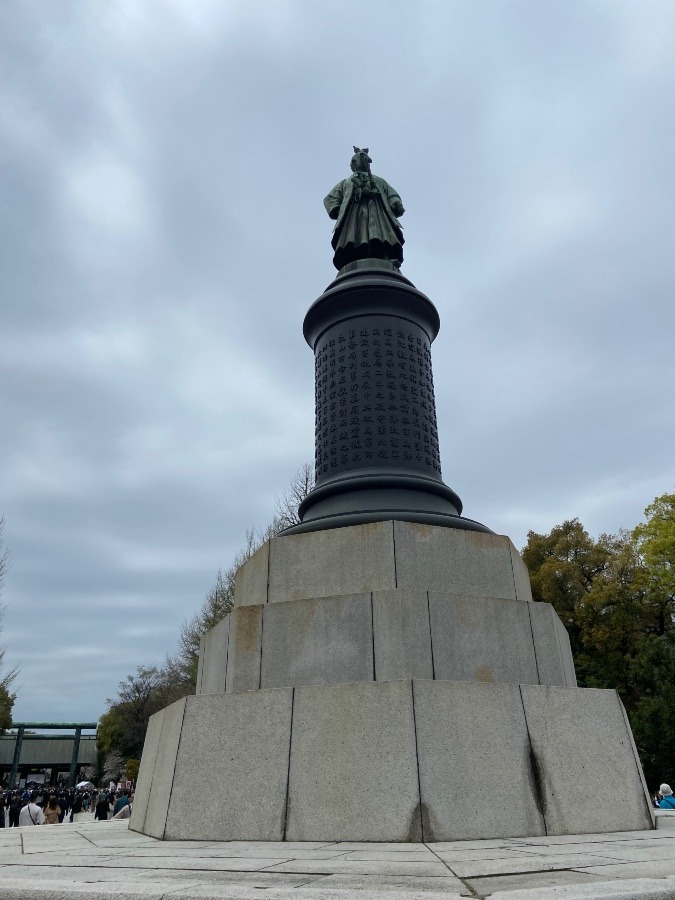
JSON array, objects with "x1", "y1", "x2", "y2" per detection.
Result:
[
  {"x1": 456, "y1": 877, "x2": 482, "y2": 898},
  {"x1": 423, "y1": 844, "x2": 483, "y2": 898},
  {"x1": 79, "y1": 831, "x2": 99, "y2": 846}
]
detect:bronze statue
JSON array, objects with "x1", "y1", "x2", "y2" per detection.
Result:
[{"x1": 324, "y1": 147, "x2": 405, "y2": 270}]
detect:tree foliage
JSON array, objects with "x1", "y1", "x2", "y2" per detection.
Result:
[
  {"x1": 98, "y1": 666, "x2": 167, "y2": 760},
  {"x1": 0, "y1": 517, "x2": 17, "y2": 734},
  {"x1": 522, "y1": 493, "x2": 675, "y2": 789}
]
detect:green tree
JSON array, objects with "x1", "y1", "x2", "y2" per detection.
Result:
[{"x1": 522, "y1": 492, "x2": 675, "y2": 788}]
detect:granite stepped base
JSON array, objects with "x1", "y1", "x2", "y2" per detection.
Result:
[
  {"x1": 132, "y1": 521, "x2": 654, "y2": 843},
  {"x1": 130, "y1": 679, "x2": 654, "y2": 843}
]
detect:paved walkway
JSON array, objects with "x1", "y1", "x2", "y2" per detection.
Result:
[{"x1": 0, "y1": 813, "x2": 672, "y2": 899}]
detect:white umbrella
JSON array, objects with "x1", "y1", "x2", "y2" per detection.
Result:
[{"x1": 76, "y1": 781, "x2": 95, "y2": 789}]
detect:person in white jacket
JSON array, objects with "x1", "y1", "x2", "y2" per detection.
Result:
[{"x1": 19, "y1": 794, "x2": 45, "y2": 826}]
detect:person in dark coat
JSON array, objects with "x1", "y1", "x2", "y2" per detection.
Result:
[
  {"x1": 94, "y1": 793, "x2": 111, "y2": 821},
  {"x1": 69, "y1": 792, "x2": 83, "y2": 822},
  {"x1": 8, "y1": 793, "x2": 22, "y2": 827}
]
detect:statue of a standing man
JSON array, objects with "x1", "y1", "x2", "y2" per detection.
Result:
[{"x1": 324, "y1": 147, "x2": 405, "y2": 271}]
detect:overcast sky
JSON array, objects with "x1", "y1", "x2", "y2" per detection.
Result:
[{"x1": 2, "y1": 0, "x2": 674, "y2": 725}]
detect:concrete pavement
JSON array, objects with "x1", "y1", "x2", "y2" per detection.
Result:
[{"x1": 0, "y1": 811, "x2": 672, "y2": 899}]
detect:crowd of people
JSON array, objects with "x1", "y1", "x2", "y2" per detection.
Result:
[{"x1": 0, "y1": 786, "x2": 134, "y2": 826}]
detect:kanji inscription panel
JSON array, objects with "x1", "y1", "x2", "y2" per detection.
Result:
[{"x1": 314, "y1": 315, "x2": 442, "y2": 482}]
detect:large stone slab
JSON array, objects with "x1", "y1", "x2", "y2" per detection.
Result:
[
  {"x1": 195, "y1": 636, "x2": 205, "y2": 694},
  {"x1": 520, "y1": 685, "x2": 654, "y2": 835},
  {"x1": 233, "y1": 521, "x2": 537, "y2": 610},
  {"x1": 233, "y1": 540, "x2": 269, "y2": 607},
  {"x1": 555, "y1": 613, "x2": 577, "y2": 687},
  {"x1": 165, "y1": 689, "x2": 293, "y2": 841},
  {"x1": 267, "y1": 521, "x2": 396, "y2": 604},
  {"x1": 203, "y1": 592, "x2": 571, "y2": 691},
  {"x1": 141, "y1": 697, "x2": 187, "y2": 839},
  {"x1": 394, "y1": 521, "x2": 523, "y2": 600},
  {"x1": 260, "y1": 593, "x2": 373, "y2": 690},
  {"x1": 413, "y1": 680, "x2": 545, "y2": 840},
  {"x1": 372, "y1": 589, "x2": 433, "y2": 681},
  {"x1": 510, "y1": 541, "x2": 534, "y2": 602},
  {"x1": 528, "y1": 602, "x2": 575, "y2": 687},
  {"x1": 129, "y1": 706, "x2": 165, "y2": 834},
  {"x1": 198, "y1": 615, "x2": 230, "y2": 694},
  {"x1": 428, "y1": 593, "x2": 539, "y2": 685},
  {"x1": 286, "y1": 680, "x2": 421, "y2": 842},
  {"x1": 225, "y1": 604, "x2": 262, "y2": 692}
]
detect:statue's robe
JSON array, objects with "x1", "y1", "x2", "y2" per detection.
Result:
[{"x1": 324, "y1": 174, "x2": 404, "y2": 269}]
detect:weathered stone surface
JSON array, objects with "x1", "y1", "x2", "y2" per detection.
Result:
[
  {"x1": 286, "y1": 680, "x2": 421, "y2": 842},
  {"x1": 529, "y1": 602, "x2": 570, "y2": 687},
  {"x1": 225, "y1": 604, "x2": 262, "y2": 693},
  {"x1": 260, "y1": 593, "x2": 373, "y2": 690},
  {"x1": 129, "y1": 706, "x2": 165, "y2": 835},
  {"x1": 428, "y1": 593, "x2": 539, "y2": 685},
  {"x1": 195, "y1": 635, "x2": 205, "y2": 694},
  {"x1": 372, "y1": 589, "x2": 433, "y2": 681},
  {"x1": 520, "y1": 685, "x2": 654, "y2": 835},
  {"x1": 555, "y1": 613, "x2": 577, "y2": 687},
  {"x1": 413, "y1": 680, "x2": 545, "y2": 841},
  {"x1": 509, "y1": 541, "x2": 534, "y2": 602},
  {"x1": 394, "y1": 522, "x2": 519, "y2": 600},
  {"x1": 165, "y1": 690, "x2": 293, "y2": 841},
  {"x1": 143, "y1": 697, "x2": 187, "y2": 839},
  {"x1": 234, "y1": 541, "x2": 269, "y2": 607},
  {"x1": 267, "y1": 522, "x2": 395, "y2": 604},
  {"x1": 231, "y1": 522, "x2": 542, "y2": 613},
  {"x1": 198, "y1": 615, "x2": 230, "y2": 695}
]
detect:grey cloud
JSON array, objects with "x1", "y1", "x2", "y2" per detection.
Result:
[{"x1": 1, "y1": 0, "x2": 674, "y2": 721}]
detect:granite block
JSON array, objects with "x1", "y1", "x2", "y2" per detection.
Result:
[
  {"x1": 413, "y1": 679, "x2": 546, "y2": 841},
  {"x1": 428, "y1": 593, "x2": 539, "y2": 685},
  {"x1": 260, "y1": 593, "x2": 373, "y2": 689},
  {"x1": 233, "y1": 541, "x2": 269, "y2": 607},
  {"x1": 528, "y1": 602, "x2": 568, "y2": 687},
  {"x1": 225, "y1": 604, "x2": 262, "y2": 692},
  {"x1": 520, "y1": 685, "x2": 654, "y2": 835},
  {"x1": 394, "y1": 521, "x2": 519, "y2": 599},
  {"x1": 129, "y1": 707, "x2": 165, "y2": 835},
  {"x1": 372, "y1": 589, "x2": 433, "y2": 681},
  {"x1": 555, "y1": 612, "x2": 577, "y2": 686},
  {"x1": 195, "y1": 635, "x2": 205, "y2": 694},
  {"x1": 164, "y1": 689, "x2": 293, "y2": 841},
  {"x1": 198, "y1": 615, "x2": 230, "y2": 695},
  {"x1": 286, "y1": 680, "x2": 420, "y2": 842},
  {"x1": 509, "y1": 540, "x2": 534, "y2": 602},
  {"x1": 267, "y1": 522, "x2": 396, "y2": 603},
  {"x1": 143, "y1": 697, "x2": 187, "y2": 839}
]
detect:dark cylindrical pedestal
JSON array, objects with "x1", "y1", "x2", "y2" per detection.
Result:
[{"x1": 284, "y1": 265, "x2": 489, "y2": 535}]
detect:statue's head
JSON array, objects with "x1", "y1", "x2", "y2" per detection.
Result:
[{"x1": 351, "y1": 147, "x2": 371, "y2": 174}]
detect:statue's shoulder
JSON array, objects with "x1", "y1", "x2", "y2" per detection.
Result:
[
  {"x1": 372, "y1": 174, "x2": 392, "y2": 189},
  {"x1": 327, "y1": 176, "x2": 352, "y2": 195}
]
